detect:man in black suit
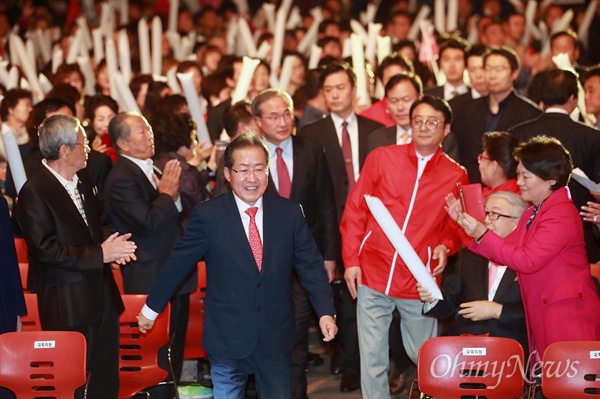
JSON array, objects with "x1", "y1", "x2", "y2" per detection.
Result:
[
  {"x1": 418, "y1": 191, "x2": 528, "y2": 353},
  {"x1": 17, "y1": 115, "x2": 135, "y2": 399},
  {"x1": 137, "y1": 133, "x2": 337, "y2": 399},
  {"x1": 104, "y1": 112, "x2": 192, "y2": 397},
  {"x1": 252, "y1": 88, "x2": 339, "y2": 398},
  {"x1": 448, "y1": 44, "x2": 489, "y2": 116},
  {"x1": 452, "y1": 46, "x2": 541, "y2": 183},
  {"x1": 423, "y1": 37, "x2": 470, "y2": 101},
  {"x1": 298, "y1": 60, "x2": 383, "y2": 392},
  {"x1": 511, "y1": 68, "x2": 600, "y2": 262}
]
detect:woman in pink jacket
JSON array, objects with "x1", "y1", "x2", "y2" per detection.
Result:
[{"x1": 455, "y1": 136, "x2": 600, "y2": 364}]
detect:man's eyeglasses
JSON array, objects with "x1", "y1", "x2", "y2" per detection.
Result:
[
  {"x1": 411, "y1": 118, "x2": 441, "y2": 130},
  {"x1": 230, "y1": 167, "x2": 268, "y2": 177},
  {"x1": 485, "y1": 210, "x2": 518, "y2": 221},
  {"x1": 261, "y1": 111, "x2": 293, "y2": 124}
]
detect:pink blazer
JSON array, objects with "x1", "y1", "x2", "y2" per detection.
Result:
[{"x1": 470, "y1": 187, "x2": 600, "y2": 358}]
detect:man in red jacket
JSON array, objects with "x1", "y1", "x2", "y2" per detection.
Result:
[{"x1": 341, "y1": 95, "x2": 468, "y2": 399}]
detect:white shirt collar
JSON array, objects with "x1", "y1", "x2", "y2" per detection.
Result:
[
  {"x1": 264, "y1": 136, "x2": 293, "y2": 157},
  {"x1": 330, "y1": 111, "x2": 357, "y2": 129},
  {"x1": 545, "y1": 107, "x2": 569, "y2": 115},
  {"x1": 42, "y1": 158, "x2": 79, "y2": 188},
  {"x1": 232, "y1": 191, "x2": 264, "y2": 213}
]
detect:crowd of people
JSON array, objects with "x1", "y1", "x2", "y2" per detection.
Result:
[{"x1": 1, "y1": 0, "x2": 600, "y2": 399}]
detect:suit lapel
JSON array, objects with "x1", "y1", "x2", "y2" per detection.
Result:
[
  {"x1": 40, "y1": 167, "x2": 90, "y2": 233},
  {"x1": 222, "y1": 191, "x2": 260, "y2": 270},
  {"x1": 493, "y1": 268, "x2": 517, "y2": 302},
  {"x1": 356, "y1": 117, "x2": 370, "y2": 168},
  {"x1": 289, "y1": 136, "x2": 305, "y2": 200},
  {"x1": 119, "y1": 156, "x2": 158, "y2": 196},
  {"x1": 324, "y1": 116, "x2": 346, "y2": 173}
]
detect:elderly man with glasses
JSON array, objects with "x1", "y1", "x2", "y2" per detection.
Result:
[{"x1": 340, "y1": 95, "x2": 468, "y2": 399}]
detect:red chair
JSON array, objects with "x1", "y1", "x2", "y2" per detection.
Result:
[
  {"x1": 0, "y1": 330, "x2": 89, "y2": 399},
  {"x1": 409, "y1": 336, "x2": 525, "y2": 399},
  {"x1": 19, "y1": 262, "x2": 28, "y2": 291},
  {"x1": 184, "y1": 261, "x2": 207, "y2": 359},
  {"x1": 20, "y1": 293, "x2": 41, "y2": 332},
  {"x1": 118, "y1": 294, "x2": 178, "y2": 399},
  {"x1": 13, "y1": 237, "x2": 28, "y2": 263},
  {"x1": 530, "y1": 341, "x2": 600, "y2": 399}
]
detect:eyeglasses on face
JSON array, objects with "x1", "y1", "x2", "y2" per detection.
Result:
[
  {"x1": 477, "y1": 153, "x2": 492, "y2": 163},
  {"x1": 411, "y1": 118, "x2": 441, "y2": 130},
  {"x1": 485, "y1": 210, "x2": 518, "y2": 221},
  {"x1": 230, "y1": 167, "x2": 268, "y2": 177},
  {"x1": 261, "y1": 110, "x2": 293, "y2": 124}
]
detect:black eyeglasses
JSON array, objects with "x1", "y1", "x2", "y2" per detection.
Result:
[{"x1": 485, "y1": 211, "x2": 518, "y2": 221}]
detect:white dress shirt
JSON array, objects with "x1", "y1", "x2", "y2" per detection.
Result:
[{"x1": 331, "y1": 112, "x2": 360, "y2": 181}]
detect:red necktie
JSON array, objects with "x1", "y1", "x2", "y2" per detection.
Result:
[
  {"x1": 341, "y1": 121, "x2": 355, "y2": 194},
  {"x1": 275, "y1": 147, "x2": 291, "y2": 198},
  {"x1": 245, "y1": 207, "x2": 262, "y2": 271},
  {"x1": 488, "y1": 261, "x2": 499, "y2": 293}
]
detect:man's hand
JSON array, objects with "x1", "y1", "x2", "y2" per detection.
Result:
[
  {"x1": 319, "y1": 315, "x2": 338, "y2": 342},
  {"x1": 416, "y1": 282, "x2": 435, "y2": 303},
  {"x1": 458, "y1": 301, "x2": 502, "y2": 321},
  {"x1": 137, "y1": 312, "x2": 155, "y2": 333},
  {"x1": 344, "y1": 266, "x2": 362, "y2": 299},
  {"x1": 101, "y1": 232, "x2": 137, "y2": 264},
  {"x1": 153, "y1": 159, "x2": 181, "y2": 202},
  {"x1": 324, "y1": 260, "x2": 336, "y2": 283},
  {"x1": 431, "y1": 244, "x2": 448, "y2": 276}
]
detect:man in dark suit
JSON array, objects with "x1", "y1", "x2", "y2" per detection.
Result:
[
  {"x1": 423, "y1": 38, "x2": 470, "y2": 101},
  {"x1": 452, "y1": 46, "x2": 541, "y2": 183},
  {"x1": 252, "y1": 88, "x2": 339, "y2": 398},
  {"x1": 447, "y1": 44, "x2": 489, "y2": 116},
  {"x1": 418, "y1": 191, "x2": 528, "y2": 353},
  {"x1": 104, "y1": 112, "x2": 192, "y2": 397},
  {"x1": 510, "y1": 68, "x2": 600, "y2": 262},
  {"x1": 17, "y1": 115, "x2": 135, "y2": 399},
  {"x1": 298, "y1": 60, "x2": 383, "y2": 392},
  {"x1": 137, "y1": 133, "x2": 337, "y2": 399}
]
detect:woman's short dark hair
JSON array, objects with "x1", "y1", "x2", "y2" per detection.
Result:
[
  {"x1": 0, "y1": 89, "x2": 32, "y2": 120},
  {"x1": 85, "y1": 95, "x2": 119, "y2": 122},
  {"x1": 153, "y1": 113, "x2": 196, "y2": 153},
  {"x1": 515, "y1": 135, "x2": 573, "y2": 190},
  {"x1": 409, "y1": 95, "x2": 453, "y2": 125},
  {"x1": 482, "y1": 131, "x2": 520, "y2": 179}
]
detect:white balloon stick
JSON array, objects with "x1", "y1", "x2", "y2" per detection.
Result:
[
  {"x1": 92, "y1": 28, "x2": 104, "y2": 62},
  {"x1": 578, "y1": 0, "x2": 597, "y2": 49},
  {"x1": 297, "y1": 8, "x2": 323, "y2": 56},
  {"x1": 11, "y1": 34, "x2": 43, "y2": 100},
  {"x1": 105, "y1": 38, "x2": 120, "y2": 100},
  {"x1": 168, "y1": 0, "x2": 179, "y2": 34},
  {"x1": 38, "y1": 72, "x2": 54, "y2": 94},
  {"x1": 138, "y1": 19, "x2": 151, "y2": 74},
  {"x1": 118, "y1": 30, "x2": 132, "y2": 84},
  {"x1": 166, "y1": 66, "x2": 182, "y2": 94},
  {"x1": 177, "y1": 71, "x2": 211, "y2": 146},
  {"x1": 365, "y1": 22, "x2": 382, "y2": 69},
  {"x1": 376, "y1": 36, "x2": 392, "y2": 65},
  {"x1": 446, "y1": 0, "x2": 458, "y2": 33},
  {"x1": 34, "y1": 29, "x2": 52, "y2": 64},
  {"x1": 1, "y1": 125, "x2": 27, "y2": 193},
  {"x1": 231, "y1": 56, "x2": 260, "y2": 104},
  {"x1": 151, "y1": 16, "x2": 163, "y2": 77},
  {"x1": 434, "y1": 0, "x2": 445, "y2": 34},
  {"x1": 51, "y1": 46, "x2": 63, "y2": 74},
  {"x1": 66, "y1": 30, "x2": 83, "y2": 64},
  {"x1": 262, "y1": 3, "x2": 276, "y2": 33},
  {"x1": 351, "y1": 33, "x2": 370, "y2": 106},
  {"x1": 407, "y1": 5, "x2": 430, "y2": 41},
  {"x1": 307, "y1": 44, "x2": 322, "y2": 70},
  {"x1": 278, "y1": 55, "x2": 295, "y2": 92},
  {"x1": 349, "y1": 19, "x2": 368, "y2": 45},
  {"x1": 76, "y1": 16, "x2": 93, "y2": 50},
  {"x1": 238, "y1": 17, "x2": 257, "y2": 58},
  {"x1": 115, "y1": 73, "x2": 141, "y2": 112}
]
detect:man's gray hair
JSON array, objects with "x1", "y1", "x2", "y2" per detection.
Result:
[
  {"x1": 486, "y1": 191, "x2": 528, "y2": 218},
  {"x1": 251, "y1": 88, "x2": 294, "y2": 117},
  {"x1": 108, "y1": 111, "x2": 147, "y2": 153},
  {"x1": 38, "y1": 114, "x2": 81, "y2": 160}
]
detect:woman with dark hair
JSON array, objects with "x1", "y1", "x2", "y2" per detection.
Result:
[
  {"x1": 153, "y1": 113, "x2": 215, "y2": 221},
  {"x1": 142, "y1": 81, "x2": 173, "y2": 122},
  {"x1": 455, "y1": 135, "x2": 600, "y2": 362},
  {"x1": 478, "y1": 131, "x2": 521, "y2": 196},
  {"x1": 84, "y1": 95, "x2": 119, "y2": 162},
  {"x1": 52, "y1": 63, "x2": 85, "y2": 94}
]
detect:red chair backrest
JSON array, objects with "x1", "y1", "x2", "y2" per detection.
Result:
[
  {"x1": 541, "y1": 341, "x2": 600, "y2": 399},
  {"x1": 184, "y1": 261, "x2": 207, "y2": 359},
  {"x1": 0, "y1": 331, "x2": 87, "y2": 399},
  {"x1": 20, "y1": 293, "x2": 41, "y2": 332},
  {"x1": 13, "y1": 238, "x2": 28, "y2": 263},
  {"x1": 19, "y1": 262, "x2": 28, "y2": 291},
  {"x1": 118, "y1": 294, "x2": 171, "y2": 399},
  {"x1": 417, "y1": 336, "x2": 525, "y2": 399}
]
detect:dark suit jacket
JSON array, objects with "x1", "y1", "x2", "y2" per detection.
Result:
[
  {"x1": 448, "y1": 90, "x2": 474, "y2": 116},
  {"x1": 423, "y1": 85, "x2": 444, "y2": 99},
  {"x1": 104, "y1": 156, "x2": 195, "y2": 294},
  {"x1": 266, "y1": 136, "x2": 340, "y2": 261},
  {"x1": 17, "y1": 167, "x2": 123, "y2": 329},
  {"x1": 367, "y1": 125, "x2": 460, "y2": 161},
  {"x1": 206, "y1": 98, "x2": 232, "y2": 142},
  {"x1": 510, "y1": 112, "x2": 600, "y2": 262},
  {"x1": 424, "y1": 249, "x2": 527, "y2": 351},
  {"x1": 146, "y1": 191, "x2": 336, "y2": 358},
  {"x1": 0, "y1": 196, "x2": 26, "y2": 334},
  {"x1": 452, "y1": 91, "x2": 541, "y2": 183},
  {"x1": 298, "y1": 114, "x2": 384, "y2": 224}
]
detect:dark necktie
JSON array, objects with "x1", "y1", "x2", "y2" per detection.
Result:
[
  {"x1": 275, "y1": 147, "x2": 291, "y2": 198},
  {"x1": 341, "y1": 121, "x2": 355, "y2": 194},
  {"x1": 245, "y1": 207, "x2": 262, "y2": 271}
]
